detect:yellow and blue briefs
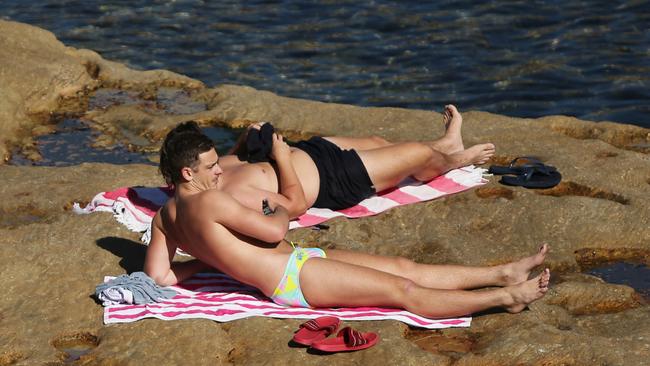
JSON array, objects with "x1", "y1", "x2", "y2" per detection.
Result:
[{"x1": 270, "y1": 244, "x2": 326, "y2": 308}]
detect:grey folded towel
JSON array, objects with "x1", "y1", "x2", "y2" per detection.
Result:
[{"x1": 95, "y1": 271, "x2": 177, "y2": 306}]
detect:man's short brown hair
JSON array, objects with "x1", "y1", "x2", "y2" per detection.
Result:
[{"x1": 159, "y1": 121, "x2": 215, "y2": 185}]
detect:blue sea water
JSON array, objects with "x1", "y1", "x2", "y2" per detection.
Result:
[
  {"x1": 588, "y1": 262, "x2": 650, "y2": 300},
  {"x1": 2, "y1": 0, "x2": 650, "y2": 127}
]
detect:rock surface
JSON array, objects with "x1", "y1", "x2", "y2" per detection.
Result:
[{"x1": 1, "y1": 20, "x2": 649, "y2": 365}]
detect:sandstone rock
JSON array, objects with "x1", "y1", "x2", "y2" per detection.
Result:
[
  {"x1": 0, "y1": 20, "x2": 93, "y2": 162},
  {"x1": 0, "y1": 20, "x2": 203, "y2": 164}
]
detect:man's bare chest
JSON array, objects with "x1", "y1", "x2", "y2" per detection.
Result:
[{"x1": 220, "y1": 163, "x2": 278, "y2": 192}]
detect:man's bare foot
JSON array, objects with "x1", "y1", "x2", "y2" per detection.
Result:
[
  {"x1": 503, "y1": 268, "x2": 551, "y2": 313},
  {"x1": 498, "y1": 244, "x2": 549, "y2": 286},
  {"x1": 443, "y1": 105, "x2": 464, "y2": 148},
  {"x1": 448, "y1": 143, "x2": 495, "y2": 167},
  {"x1": 431, "y1": 105, "x2": 465, "y2": 154}
]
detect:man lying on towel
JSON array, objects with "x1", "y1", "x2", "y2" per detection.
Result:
[
  {"x1": 161, "y1": 105, "x2": 495, "y2": 218},
  {"x1": 144, "y1": 125, "x2": 550, "y2": 318}
]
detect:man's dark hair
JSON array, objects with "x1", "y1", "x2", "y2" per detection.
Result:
[{"x1": 159, "y1": 121, "x2": 215, "y2": 185}]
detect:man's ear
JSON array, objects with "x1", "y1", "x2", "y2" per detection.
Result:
[{"x1": 181, "y1": 167, "x2": 194, "y2": 182}]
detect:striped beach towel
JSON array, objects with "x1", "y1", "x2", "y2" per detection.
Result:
[
  {"x1": 74, "y1": 166, "x2": 487, "y2": 242},
  {"x1": 102, "y1": 272, "x2": 471, "y2": 329}
]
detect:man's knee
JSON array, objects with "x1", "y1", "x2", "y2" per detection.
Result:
[
  {"x1": 394, "y1": 256, "x2": 417, "y2": 277},
  {"x1": 369, "y1": 135, "x2": 389, "y2": 146},
  {"x1": 394, "y1": 277, "x2": 419, "y2": 307},
  {"x1": 404, "y1": 142, "x2": 435, "y2": 162},
  {"x1": 381, "y1": 275, "x2": 416, "y2": 301}
]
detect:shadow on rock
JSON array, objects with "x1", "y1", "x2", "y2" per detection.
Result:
[{"x1": 96, "y1": 236, "x2": 147, "y2": 273}]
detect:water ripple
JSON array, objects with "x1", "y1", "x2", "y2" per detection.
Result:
[{"x1": 3, "y1": 0, "x2": 649, "y2": 127}]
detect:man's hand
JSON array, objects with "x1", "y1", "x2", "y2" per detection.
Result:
[
  {"x1": 270, "y1": 133, "x2": 291, "y2": 162},
  {"x1": 270, "y1": 203, "x2": 289, "y2": 219},
  {"x1": 266, "y1": 131, "x2": 309, "y2": 219},
  {"x1": 248, "y1": 121, "x2": 267, "y2": 131},
  {"x1": 262, "y1": 199, "x2": 274, "y2": 215}
]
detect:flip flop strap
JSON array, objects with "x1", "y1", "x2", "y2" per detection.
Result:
[
  {"x1": 339, "y1": 327, "x2": 367, "y2": 347},
  {"x1": 301, "y1": 319, "x2": 337, "y2": 334},
  {"x1": 509, "y1": 156, "x2": 543, "y2": 168},
  {"x1": 521, "y1": 163, "x2": 554, "y2": 181}
]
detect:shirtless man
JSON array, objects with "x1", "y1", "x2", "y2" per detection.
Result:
[
  {"x1": 161, "y1": 105, "x2": 495, "y2": 218},
  {"x1": 145, "y1": 126, "x2": 550, "y2": 318}
]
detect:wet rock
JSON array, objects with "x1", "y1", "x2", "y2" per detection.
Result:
[
  {"x1": 0, "y1": 20, "x2": 202, "y2": 164},
  {"x1": 405, "y1": 328, "x2": 477, "y2": 361},
  {"x1": 575, "y1": 247, "x2": 650, "y2": 267},
  {"x1": 474, "y1": 186, "x2": 515, "y2": 200},
  {"x1": 545, "y1": 275, "x2": 643, "y2": 315},
  {"x1": 51, "y1": 331, "x2": 98, "y2": 364},
  {"x1": 0, "y1": 20, "x2": 95, "y2": 162}
]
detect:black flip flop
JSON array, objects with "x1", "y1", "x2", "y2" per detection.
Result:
[
  {"x1": 488, "y1": 157, "x2": 555, "y2": 175},
  {"x1": 501, "y1": 164, "x2": 561, "y2": 188},
  {"x1": 489, "y1": 157, "x2": 561, "y2": 189}
]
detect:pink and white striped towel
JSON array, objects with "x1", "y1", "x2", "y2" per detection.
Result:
[
  {"x1": 102, "y1": 272, "x2": 471, "y2": 329},
  {"x1": 74, "y1": 166, "x2": 487, "y2": 241}
]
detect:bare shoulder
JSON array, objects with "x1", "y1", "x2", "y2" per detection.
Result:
[
  {"x1": 199, "y1": 189, "x2": 235, "y2": 204},
  {"x1": 219, "y1": 155, "x2": 245, "y2": 170},
  {"x1": 149, "y1": 207, "x2": 174, "y2": 249},
  {"x1": 152, "y1": 201, "x2": 172, "y2": 235},
  {"x1": 195, "y1": 189, "x2": 241, "y2": 217}
]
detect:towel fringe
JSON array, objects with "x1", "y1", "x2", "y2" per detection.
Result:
[{"x1": 72, "y1": 202, "x2": 92, "y2": 214}]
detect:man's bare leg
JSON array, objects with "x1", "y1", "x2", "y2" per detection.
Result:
[
  {"x1": 320, "y1": 105, "x2": 493, "y2": 191},
  {"x1": 322, "y1": 104, "x2": 464, "y2": 155},
  {"x1": 429, "y1": 104, "x2": 464, "y2": 154},
  {"x1": 355, "y1": 141, "x2": 495, "y2": 191},
  {"x1": 300, "y1": 256, "x2": 551, "y2": 318},
  {"x1": 325, "y1": 244, "x2": 549, "y2": 290}
]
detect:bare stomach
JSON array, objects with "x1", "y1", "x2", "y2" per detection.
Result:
[
  {"x1": 219, "y1": 148, "x2": 321, "y2": 209},
  {"x1": 289, "y1": 148, "x2": 320, "y2": 207}
]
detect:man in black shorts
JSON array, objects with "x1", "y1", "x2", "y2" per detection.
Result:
[
  {"x1": 291, "y1": 136, "x2": 375, "y2": 210},
  {"x1": 162, "y1": 105, "x2": 495, "y2": 218}
]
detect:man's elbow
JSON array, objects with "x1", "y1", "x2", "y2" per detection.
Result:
[
  {"x1": 145, "y1": 268, "x2": 175, "y2": 287},
  {"x1": 289, "y1": 199, "x2": 309, "y2": 219},
  {"x1": 268, "y1": 224, "x2": 288, "y2": 243}
]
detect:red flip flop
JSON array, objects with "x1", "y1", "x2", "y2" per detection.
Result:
[
  {"x1": 292, "y1": 316, "x2": 340, "y2": 346},
  {"x1": 310, "y1": 326, "x2": 379, "y2": 353}
]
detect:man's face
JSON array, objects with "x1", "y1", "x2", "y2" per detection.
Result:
[{"x1": 192, "y1": 148, "x2": 223, "y2": 189}]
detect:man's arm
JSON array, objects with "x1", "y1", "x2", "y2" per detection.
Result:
[
  {"x1": 144, "y1": 212, "x2": 210, "y2": 286},
  {"x1": 212, "y1": 189, "x2": 291, "y2": 243},
  {"x1": 268, "y1": 133, "x2": 309, "y2": 218}
]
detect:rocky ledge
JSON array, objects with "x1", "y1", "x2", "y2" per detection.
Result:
[{"x1": 1, "y1": 20, "x2": 649, "y2": 365}]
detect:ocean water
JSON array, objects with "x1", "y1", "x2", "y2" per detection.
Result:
[
  {"x1": 587, "y1": 261, "x2": 650, "y2": 300},
  {"x1": 3, "y1": 0, "x2": 649, "y2": 128}
]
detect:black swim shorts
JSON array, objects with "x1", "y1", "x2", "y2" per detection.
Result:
[{"x1": 293, "y1": 136, "x2": 375, "y2": 210}]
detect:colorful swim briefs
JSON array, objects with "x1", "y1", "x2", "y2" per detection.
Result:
[{"x1": 270, "y1": 244, "x2": 327, "y2": 308}]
